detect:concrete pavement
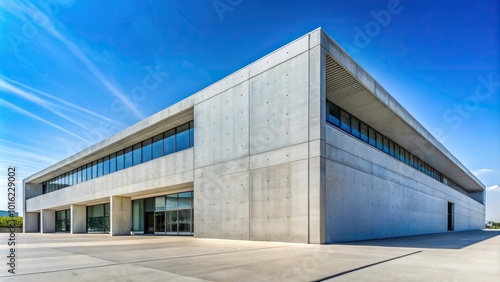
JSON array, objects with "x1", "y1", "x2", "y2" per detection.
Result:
[{"x1": 1, "y1": 230, "x2": 499, "y2": 281}]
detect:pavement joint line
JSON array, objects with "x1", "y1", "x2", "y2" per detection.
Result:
[
  {"x1": 5, "y1": 245, "x2": 290, "y2": 278},
  {"x1": 311, "y1": 250, "x2": 423, "y2": 281}
]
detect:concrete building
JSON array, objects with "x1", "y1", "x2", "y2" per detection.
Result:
[{"x1": 23, "y1": 28, "x2": 485, "y2": 243}]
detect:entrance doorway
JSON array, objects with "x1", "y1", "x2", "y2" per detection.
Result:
[
  {"x1": 447, "y1": 202, "x2": 454, "y2": 231},
  {"x1": 132, "y1": 191, "x2": 194, "y2": 235},
  {"x1": 144, "y1": 211, "x2": 155, "y2": 234}
]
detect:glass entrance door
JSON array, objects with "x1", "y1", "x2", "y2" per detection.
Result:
[
  {"x1": 144, "y1": 211, "x2": 155, "y2": 234},
  {"x1": 178, "y1": 209, "x2": 192, "y2": 235},
  {"x1": 166, "y1": 210, "x2": 178, "y2": 235},
  {"x1": 155, "y1": 212, "x2": 165, "y2": 234}
]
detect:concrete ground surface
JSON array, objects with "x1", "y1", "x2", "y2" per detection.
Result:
[{"x1": 1, "y1": 230, "x2": 499, "y2": 281}]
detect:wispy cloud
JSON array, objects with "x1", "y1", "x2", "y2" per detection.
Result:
[
  {"x1": 2, "y1": 1, "x2": 144, "y2": 120},
  {"x1": 1, "y1": 76, "x2": 122, "y2": 126},
  {"x1": 472, "y1": 168, "x2": 494, "y2": 176},
  {"x1": 0, "y1": 79, "x2": 90, "y2": 129},
  {"x1": 0, "y1": 98, "x2": 89, "y2": 143},
  {"x1": 486, "y1": 185, "x2": 500, "y2": 192}
]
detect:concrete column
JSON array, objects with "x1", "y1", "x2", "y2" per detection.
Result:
[
  {"x1": 71, "y1": 205, "x2": 87, "y2": 234},
  {"x1": 41, "y1": 209, "x2": 55, "y2": 233},
  {"x1": 24, "y1": 212, "x2": 40, "y2": 233},
  {"x1": 110, "y1": 196, "x2": 131, "y2": 236}
]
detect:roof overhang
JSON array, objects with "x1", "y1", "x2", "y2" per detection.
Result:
[{"x1": 320, "y1": 29, "x2": 484, "y2": 193}]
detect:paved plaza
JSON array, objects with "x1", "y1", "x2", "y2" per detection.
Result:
[{"x1": 1, "y1": 230, "x2": 499, "y2": 281}]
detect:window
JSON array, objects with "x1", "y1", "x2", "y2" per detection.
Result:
[
  {"x1": 368, "y1": 127, "x2": 376, "y2": 146},
  {"x1": 376, "y1": 132, "x2": 383, "y2": 150},
  {"x1": 178, "y1": 192, "x2": 193, "y2": 209},
  {"x1": 189, "y1": 121, "x2": 194, "y2": 147},
  {"x1": 109, "y1": 153, "x2": 117, "y2": 173},
  {"x1": 176, "y1": 123, "x2": 190, "y2": 151},
  {"x1": 351, "y1": 116, "x2": 360, "y2": 137},
  {"x1": 116, "y1": 150, "x2": 124, "y2": 171},
  {"x1": 76, "y1": 167, "x2": 81, "y2": 184},
  {"x1": 82, "y1": 165, "x2": 87, "y2": 182},
  {"x1": 87, "y1": 203, "x2": 110, "y2": 233},
  {"x1": 56, "y1": 209, "x2": 70, "y2": 232},
  {"x1": 86, "y1": 163, "x2": 92, "y2": 181},
  {"x1": 166, "y1": 194, "x2": 178, "y2": 210},
  {"x1": 394, "y1": 143, "x2": 400, "y2": 159},
  {"x1": 327, "y1": 102, "x2": 340, "y2": 126},
  {"x1": 91, "y1": 161, "x2": 98, "y2": 179},
  {"x1": 152, "y1": 134, "x2": 163, "y2": 159},
  {"x1": 124, "y1": 147, "x2": 133, "y2": 168},
  {"x1": 132, "y1": 199, "x2": 144, "y2": 231},
  {"x1": 340, "y1": 110, "x2": 351, "y2": 132},
  {"x1": 389, "y1": 140, "x2": 395, "y2": 156},
  {"x1": 97, "y1": 159, "x2": 103, "y2": 177},
  {"x1": 383, "y1": 137, "x2": 390, "y2": 154},
  {"x1": 155, "y1": 196, "x2": 165, "y2": 211},
  {"x1": 163, "y1": 129, "x2": 175, "y2": 155},
  {"x1": 142, "y1": 139, "x2": 152, "y2": 163},
  {"x1": 133, "y1": 143, "x2": 142, "y2": 166},
  {"x1": 103, "y1": 156, "x2": 110, "y2": 175},
  {"x1": 360, "y1": 122, "x2": 368, "y2": 142}
]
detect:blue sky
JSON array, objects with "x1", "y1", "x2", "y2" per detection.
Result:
[{"x1": 0, "y1": 0, "x2": 499, "y2": 221}]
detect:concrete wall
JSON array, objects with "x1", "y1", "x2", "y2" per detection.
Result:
[
  {"x1": 71, "y1": 205, "x2": 86, "y2": 234},
  {"x1": 323, "y1": 126, "x2": 485, "y2": 242},
  {"x1": 194, "y1": 32, "x2": 322, "y2": 243},
  {"x1": 24, "y1": 212, "x2": 39, "y2": 233},
  {"x1": 110, "y1": 196, "x2": 131, "y2": 236},
  {"x1": 41, "y1": 209, "x2": 55, "y2": 233}
]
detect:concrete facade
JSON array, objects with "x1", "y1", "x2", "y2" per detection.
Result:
[{"x1": 23, "y1": 28, "x2": 485, "y2": 243}]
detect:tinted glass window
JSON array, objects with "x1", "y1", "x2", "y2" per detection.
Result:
[
  {"x1": 368, "y1": 127, "x2": 376, "y2": 146},
  {"x1": 383, "y1": 137, "x2": 389, "y2": 153},
  {"x1": 166, "y1": 194, "x2": 178, "y2": 210},
  {"x1": 116, "y1": 150, "x2": 124, "y2": 171},
  {"x1": 340, "y1": 110, "x2": 350, "y2": 132},
  {"x1": 133, "y1": 143, "x2": 142, "y2": 166},
  {"x1": 144, "y1": 197, "x2": 155, "y2": 212},
  {"x1": 81, "y1": 166, "x2": 86, "y2": 182},
  {"x1": 164, "y1": 129, "x2": 175, "y2": 155},
  {"x1": 124, "y1": 147, "x2": 133, "y2": 168},
  {"x1": 86, "y1": 164, "x2": 92, "y2": 180},
  {"x1": 176, "y1": 123, "x2": 190, "y2": 151},
  {"x1": 178, "y1": 192, "x2": 193, "y2": 209},
  {"x1": 360, "y1": 122, "x2": 368, "y2": 142},
  {"x1": 394, "y1": 144, "x2": 400, "y2": 159},
  {"x1": 97, "y1": 159, "x2": 103, "y2": 177},
  {"x1": 142, "y1": 139, "x2": 152, "y2": 162},
  {"x1": 376, "y1": 132, "x2": 383, "y2": 150},
  {"x1": 189, "y1": 121, "x2": 194, "y2": 147},
  {"x1": 103, "y1": 156, "x2": 110, "y2": 175},
  {"x1": 351, "y1": 116, "x2": 360, "y2": 137},
  {"x1": 152, "y1": 134, "x2": 163, "y2": 159},
  {"x1": 109, "y1": 153, "x2": 116, "y2": 173},
  {"x1": 327, "y1": 102, "x2": 340, "y2": 126},
  {"x1": 91, "y1": 161, "x2": 98, "y2": 179}
]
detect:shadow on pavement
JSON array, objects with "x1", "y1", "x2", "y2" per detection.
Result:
[{"x1": 336, "y1": 230, "x2": 500, "y2": 249}]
